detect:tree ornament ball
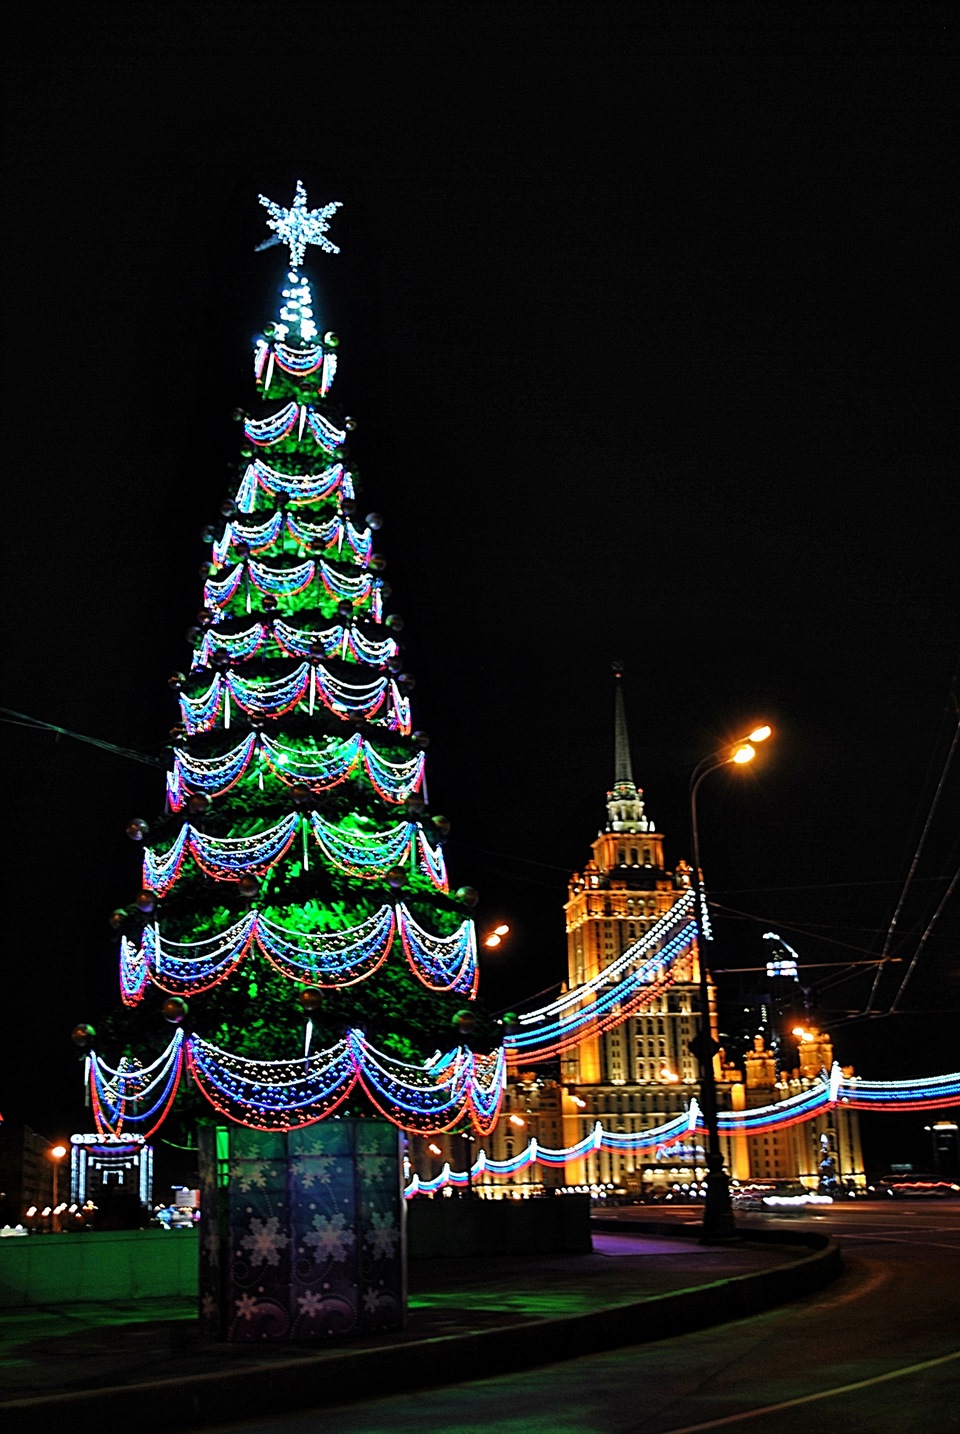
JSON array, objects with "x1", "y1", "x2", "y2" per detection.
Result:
[
  {"x1": 368, "y1": 553, "x2": 387, "y2": 573},
  {"x1": 387, "y1": 655, "x2": 403, "y2": 673},
  {"x1": 324, "y1": 330, "x2": 340, "y2": 347},
  {"x1": 263, "y1": 322, "x2": 277, "y2": 338},
  {"x1": 453, "y1": 1009, "x2": 477, "y2": 1032},
  {"x1": 298, "y1": 986, "x2": 323, "y2": 1013},
  {"x1": 135, "y1": 890, "x2": 157, "y2": 914},
  {"x1": 197, "y1": 608, "x2": 214, "y2": 626},
  {"x1": 337, "y1": 599, "x2": 354, "y2": 618},
  {"x1": 457, "y1": 886, "x2": 479, "y2": 909},
  {"x1": 404, "y1": 794, "x2": 425, "y2": 815},
  {"x1": 335, "y1": 444, "x2": 350, "y2": 462},
  {"x1": 238, "y1": 876, "x2": 259, "y2": 901},
  {"x1": 379, "y1": 582, "x2": 393, "y2": 600},
  {"x1": 412, "y1": 730, "x2": 430, "y2": 749},
  {"x1": 187, "y1": 794, "x2": 210, "y2": 817},
  {"x1": 201, "y1": 526, "x2": 216, "y2": 544},
  {"x1": 162, "y1": 996, "x2": 189, "y2": 1025},
  {"x1": 108, "y1": 910, "x2": 126, "y2": 931},
  {"x1": 344, "y1": 415, "x2": 357, "y2": 431},
  {"x1": 386, "y1": 865, "x2": 406, "y2": 890},
  {"x1": 262, "y1": 593, "x2": 279, "y2": 610},
  {"x1": 185, "y1": 626, "x2": 202, "y2": 645},
  {"x1": 365, "y1": 512, "x2": 383, "y2": 530},
  {"x1": 219, "y1": 499, "x2": 237, "y2": 518},
  {"x1": 230, "y1": 407, "x2": 245, "y2": 423},
  {"x1": 397, "y1": 672, "x2": 415, "y2": 691},
  {"x1": 125, "y1": 817, "x2": 149, "y2": 841},
  {"x1": 234, "y1": 540, "x2": 250, "y2": 558},
  {"x1": 71, "y1": 1022, "x2": 96, "y2": 1047},
  {"x1": 432, "y1": 815, "x2": 451, "y2": 837},
  {"x1": 341, "y1": 498, "x2": 357, "y2": 516},
  {"x1": 290, "y1": 784, "x2": 313, "y2": 809},
  {"x1": 386, "y1": 613, "x2": 404, "y2": 631},
  {"x1": 501, "y1": 1012, "x2": 519, "y2": 1029}
]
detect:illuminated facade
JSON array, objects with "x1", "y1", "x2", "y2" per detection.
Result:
[{"x1": 557, "y1": 674, "x2": 717, "y2": 1192}]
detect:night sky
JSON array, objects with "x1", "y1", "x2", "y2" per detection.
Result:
[{"x1": 3, "y1": 6, "x2": 956, "y2": 1172}]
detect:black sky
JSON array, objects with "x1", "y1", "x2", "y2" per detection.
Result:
[{"x1": 2, "y1": 5, "x2": 957, "y2": 1169}]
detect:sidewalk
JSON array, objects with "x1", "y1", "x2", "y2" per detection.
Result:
[{"x1": 0, "y1": 1221, "x2": 840, "y2": 1432}]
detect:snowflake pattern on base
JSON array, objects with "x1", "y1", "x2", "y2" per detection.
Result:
[{"x1": 198, "y1": 1120, "x2": 405, "y2": 1343}]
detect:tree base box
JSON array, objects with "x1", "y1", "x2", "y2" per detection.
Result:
[{"x1": 198, "y1": 1120, "x2": 406, "y2": 1342}]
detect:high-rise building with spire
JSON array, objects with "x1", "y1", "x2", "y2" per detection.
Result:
[
  {"x1": 411, "y1": 675, "x2": 865, "y2": 1198},
  {"x1": 558, "y1": 668, "x2": 710, "y2": 1191}
]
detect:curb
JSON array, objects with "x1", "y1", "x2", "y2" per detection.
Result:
[{"x1": 3, "y1": 1227, "x2": 842, "y2": 1432}]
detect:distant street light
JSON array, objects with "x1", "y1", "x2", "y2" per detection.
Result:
[
  {"x1": 49, "y1": 1143, "x2": 68, "y2": 1232},
  {"x1": 690, "y1": 725, "x2": 773, "y2": 1242},
  {"x1": 483, "y1": 923, "x2": 510, "y2": 949}
]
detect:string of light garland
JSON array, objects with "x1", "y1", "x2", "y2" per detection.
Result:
[
  {"x1": 308, "y1": 813, "x2": 448, "y2": 890},
  {"x1": 178, "y1": 667, "x2": 409, "y2": 733},
  {"x1": 120, "y1": 904, "x2": 476, "y2": 1002},
  {"x1": 142, "y1": 812, "x2": 446, "y2": 894},
  {"x1": 253, "y1": 338, "x2": 333, "y2": 383},
  {"x1": 243, "y1": 404, "x2": 347, "y2": 453},
  {"x1": 260, "y1": 732, "x2": 423, "y2": 799},
  {"x1": 504, "y1": 921, "x2": 696, "y2": 1063},
  {"x1": 233, "y1": 459, "x2": 353, "y2": 513},
  {"x1": 204, "y1": 560, "x2": 379, "y2": 613},
  {"x1": 403, "y1": 1062, "x2": 960, "y2": 1196},
  {"x1": 89, "y1": 1034, "x2": 185, "y2": 1139},
  {"x1": 84, "y1": 1029, "x2": 505, "y2": 1134},
  {"x1": 191, "y1": 620, "x2": 397, "y2": 674}
]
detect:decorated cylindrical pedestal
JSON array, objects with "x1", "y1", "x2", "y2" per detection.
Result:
[{"x1": 198, "y1": 1119, "x2": 406, "y2": 1342}]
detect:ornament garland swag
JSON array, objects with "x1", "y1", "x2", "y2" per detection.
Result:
[{"x1": 95, "y1": 187, "x2": 501, "y2": 1138}]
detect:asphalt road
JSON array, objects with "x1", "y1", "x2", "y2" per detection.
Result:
[{"x1": 193, "y1": 1201, "x2": 960, "y2": 1434}]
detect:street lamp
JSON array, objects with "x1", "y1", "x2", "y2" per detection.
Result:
[
  {"x1": 689, "y1": 725, "x2": 772, "y2": 1241},
  {"x1": 49, "y1": 1144, "x2": 68, "y2": 1232}
]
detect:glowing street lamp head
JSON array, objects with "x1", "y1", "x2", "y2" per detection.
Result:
[
  {"x1": 748, "y1": 725, "x2": 772, "y2": 743},
  {"x1": 731, "y1": 744, "x2": 755, "y2": 765},
  {"x1": 483, "y1": 934, "x2": 502, "y2": 948},
  {"x1": 50, "y1": 1145, "x2": 67, "y2": 1160}
]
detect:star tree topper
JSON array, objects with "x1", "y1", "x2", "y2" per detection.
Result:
[{"x1": 257, "y1": 181, "x2": 342, "y2": 268}]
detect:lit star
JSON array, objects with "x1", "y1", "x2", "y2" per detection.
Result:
[{"x1": 257, "y1": 182, "x2": 342, "y2": 268}]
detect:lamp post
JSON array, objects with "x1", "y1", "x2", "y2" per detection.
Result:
[
  {"x1": 49, "y1": 1143, "x2": 68, "y2": 1232},
  {"x1": 689, "y1": 725, "x2": 771, "y2": 1241}
]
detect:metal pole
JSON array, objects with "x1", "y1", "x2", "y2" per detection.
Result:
[{"x1": 690, "y1": 762, "x2": 736, "y2": 1241}]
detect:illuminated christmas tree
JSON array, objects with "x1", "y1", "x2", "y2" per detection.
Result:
[{"x1": 92, "y1": 186, "x2": 503, "y2": 1145}]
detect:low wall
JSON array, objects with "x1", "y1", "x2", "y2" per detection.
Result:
[
  {"x1": 0, "y1": 1229, "x2": 198, "y2": 1308},
  {"x1": 407, "y1": 1194, "x2": 592, "y2": 1258}
]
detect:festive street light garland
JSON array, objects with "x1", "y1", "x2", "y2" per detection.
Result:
[
  {"x1": 404, "y1": 1063, "x2": 960, "y2": 1196},
  {"x1": 504, "y1": 922, "x2": 696, "y2": 1062}
]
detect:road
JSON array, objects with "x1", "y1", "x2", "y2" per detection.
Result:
[{"x1": 195, "y1": 1201, "x2": 960, "y2": 1434}]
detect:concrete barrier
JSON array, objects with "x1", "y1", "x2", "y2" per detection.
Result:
[
  {"x1": 407, "y1": 1193, "x2": 592, "y2": 1257},
  {"x1": 0, "y1": 1229, "x2": 198, "y2": 1307}
]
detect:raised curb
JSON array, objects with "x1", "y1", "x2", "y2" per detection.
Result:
[{"x1": 2, "y1": 1225, "x2": 841, "y2": 1432}]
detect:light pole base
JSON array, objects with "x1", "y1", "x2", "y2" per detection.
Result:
[{"x1": 699, "y1": 1169, "x2": 738, "y2": 1244}]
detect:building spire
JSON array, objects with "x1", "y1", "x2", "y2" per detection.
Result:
[
  {"x1": 612, "y1": 662, "x2": 634, "y2": 787},
  {"x1": 606, "y1": 663, "x2": 650, "y2": 833}
]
